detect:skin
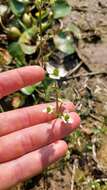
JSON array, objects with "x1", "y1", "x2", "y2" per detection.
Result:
[{"x1": 0, "y1": 66, "x2": 80, "y2": 190}]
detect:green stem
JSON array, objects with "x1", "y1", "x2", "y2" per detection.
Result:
[
  {"x1": 38, "y1": 2, "x2": 43, "y2": 66},
  {"x1": 55, "y1": 81, "x2": 59, "y2": 115},
  {"x1": 0, "y1": 104, "x2": 4, "y2": 113},
  {"x1": 18, "y1": 19, "x2": 27, "y2": 30}
]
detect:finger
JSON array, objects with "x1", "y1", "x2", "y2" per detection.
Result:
[
  {"x1": 0, "y1": 140, "x2": 67, "y2": 190},
  {"x1": 0, "y1": 66, "x2": 45, "y2": 99},
  {"x1": 0, "y1": 112, "x2": 80, "y2": 162},
  {"x1": 0, "y1": 102, "x2": 75, "y2": 136}
]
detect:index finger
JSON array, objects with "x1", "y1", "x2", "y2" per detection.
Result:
[{"x1": 0, "y1": 66, "x2": 45, "y2": 99}]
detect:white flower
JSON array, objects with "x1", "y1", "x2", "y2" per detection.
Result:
[
  {"x1": 46, "y1": 62, "x2": 68, "y2": 80},
  {"x1": 61, "y1": 113, "x2": 73, "y2": 124},
  {"x1": 43, "y1": 105, "x2": 54, "y2": 114}
]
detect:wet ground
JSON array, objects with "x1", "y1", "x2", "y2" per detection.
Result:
[{"x1": 11, "y1": 0, "x2": 107, "y2": 189}]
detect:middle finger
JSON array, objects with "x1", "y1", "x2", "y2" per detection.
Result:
[
  {"x1": 0, "y1": 102, "x2": 75, "y2": 136},
  {"x1": 0, "y1": 112, "x2": 80, "y2": 163}
]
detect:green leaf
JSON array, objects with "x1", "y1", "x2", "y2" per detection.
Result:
[
  {"x1": 9, "y1": 0, "x2": 25, "y2": 17},
  {"x1": 53, "y1": 0, "x2": 71, "y2": 19},
  {"x1": 20, "y1": 44, "x2": 37, "y2": 55},
  {"x1": 53, "y1": 32, "x2": 75, "y2": 55},
  {"x1": 21, "y1": 85, "x2": 35, "y2": 95},
  {"x1": 19, "y1": 26, "x2": 38, "y2": 43},
  {"x1": 65, "y1": 23, "x2": 81, "y2": 40},
  {"x1": 8, "y1": 42, "x2": 26, "y2": 65}
]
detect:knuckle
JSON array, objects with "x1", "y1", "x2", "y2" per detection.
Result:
[{"x1": 20, "y1": 132, "x2": 35, "y2": 154}]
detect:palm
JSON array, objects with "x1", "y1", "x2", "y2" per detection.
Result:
[{"x1": 0, "y1": 66, "x2": 80, "y2": 190}]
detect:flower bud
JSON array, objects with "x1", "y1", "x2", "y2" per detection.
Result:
[
  {"x1": 0, "y1": 48, "x2": 12, "y2": 65},
  {"x1": 22, "y1": 13, "x2": 31, "y2": 27},
  {"x1": 41, "y1": 22, "x2": 50, "y2": 31},
  {"x1": 7, "y1": 26, "x2": 21, "y2": 39}
]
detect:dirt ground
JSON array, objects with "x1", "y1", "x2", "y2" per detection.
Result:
[{"x1": 10, "y1": 0, "x2": 107, "y2": 189}]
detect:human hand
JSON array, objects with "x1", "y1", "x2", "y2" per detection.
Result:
[{"x1": 0, "y1": 66, "x2": 80, "y2": 190}]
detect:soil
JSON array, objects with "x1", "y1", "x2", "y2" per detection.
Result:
[{"x1": 9, "y1": 0, "x2": 107, "y2": 189}]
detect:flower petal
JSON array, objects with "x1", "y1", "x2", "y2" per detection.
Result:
[
  {"x1": 59, "y1": 66, "x2": 68, "y2": 77},
  {"x1": 46, "y1": 62, "x2": 55, "y2": 74},
  {"x1": 49, "y1": 74, "x2": 60, "y2": 80}
]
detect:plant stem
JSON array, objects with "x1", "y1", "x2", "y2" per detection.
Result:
[
  {"x1": 38, "y1": 2, "x2": 43, "y2": 67},
  {"x1": 0, "y1": 104, "x2": 4, "y2": 113},
  {"x1": 55, "y1": 81, "x2": 59, "y2": 114}
]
